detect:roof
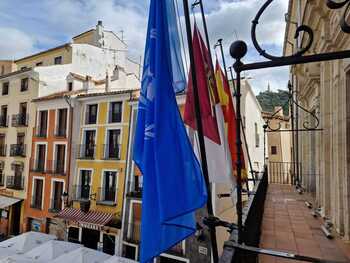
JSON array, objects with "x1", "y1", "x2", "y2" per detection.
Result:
[
  {"x1": 72, "y1": 29, "x2": 94, "y2": 40},
  {"x1": 68, "y1": 72, "x2": 106, "y2": 85},
  {"x1": 0, "y1": 196, "x2": 22, "y2": 209},
  {"x1": 76, "y1": 89, "x2": 139, "y2": 99},
  {"x1": 15, "y1": 44, "x2": 70, "y2": 63},
  {"x1": 33, "y1": 89, "x2": 85, "y2": 102},
  {"x1": 0, "y1": 67, "x2": 32, "y2": 80},
  {"x1": 262, "y1": 111, "x2": 290, "y2": 121}
]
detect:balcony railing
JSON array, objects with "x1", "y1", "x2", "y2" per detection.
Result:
[
  {"x1": 30, "y1": 159, "x2": 46, "y2": 173},
  {"x1": 11, "y1": 114, "x2": 28, "y2": 127},
  {"x1": 102, "y1": 144, "x2": 121, "y2": 160},
  {"x1": 0, "y1": 174, "x2": 4, "y2": 186},
  {"x1": 0, "y1": 145, "x2": 6, "y2": 157},
  {"x1": 127, "y1": 176, "x2": 143, "y2": 198},
  {"x1": 125, "y1": 222, "x2": 141, "y2": 244},
  {"x1": 0, "y1": 116, "x2": 8, "y2": 127},
  {"x1": 10, "y1": 144, "x2": 26, "y2": 157},
  {"x1": 96, "y1": 187, "x2": 117, "y2": 205},
  {"x1": 30, "y1": 196, "x2": 42, "y2": 210},
  {"x1": 54, "y1": 128, "x2": 67, "y2": 138},
  {"x1": 77, "y1": 144, "x2": 95, "y2": 159},
  {"x1": 52, "y1": 162, "x2": 66, "y2": 175},
  {"x1": 49, "y1": 198, "x2": 62, "y2": 213},
  {"x1": 6, "y1": 175, "x2": 24, "y2": 190},
  {"x1": 35, "y1": 127, "x2": 47, "y2": 138},
  {"x1": 72, "y1": 185, "x2": 91, "y2": 200}
]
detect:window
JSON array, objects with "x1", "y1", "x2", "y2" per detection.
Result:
[
  {"x1": 0, "y1": 134, "x2": 5, "y2": 156},
  {"x1": 80, "y1": 130, "x2": 95, "y2": 159},
  {"x1": 105, "y1": 129, "x2": 120, "y2": 159},
  {"x1": 55, "y1": 144, "x2": 66, "y2": 174},
  {"x1": 50, "y1": 181, "x2": 63, "y2": 212},
  {"x1": 31, "y1": 178, "x2": 44, "y2": 210},
  {"x1": 35, "y1": 144, "x2": 46, "y2": 172},
  {"x1": 35, "y1": 62, "x2": 43, "y2": 67},
  {"x1": 20, "y1": 78, "x2": 28, "y2": 92},
  {"x1": 68, "y1": 82, "x2": 73, "y2": 91},
  {"x1": 20, "y1": 66, "x2": 27, "y2": 70},
  {"x1": 109, "y1": 102, "x2": 122, "y2": 123},
  {"x1": 68, "y1": 227, "x2": 80, "y2": 243},
  {"x1": 36, "y1": 110, "x2": 48, "y2": 137},
  {"x1": 85, "y1": 104, "x2": 98, "y2": 124},
  {"x1": 79, "y1": 170, "x2": 91, "y2": 199},
  {"x1": 54, "y1": 56, "x2": 62, "y2": 65},
  {"x1": 0, "y1": 167, "x2": 4, "y2": 186},
  {"x1": 0, "y1": 105, "x2": 7, "y2": 127},
  {"x1": 2, "y1": 82, "x2": 9, "y2": 95},
  {"x1": 56, "y1": 108, "x2": 67, "y2": 137},
  {"x1": 271, "y1": 146, "x2": 277, "y2": 155},
  {"x1": 255, "y1": 123, "x2": 259, "y2": 147},
  {"x1": 101, "y1": 171, "x2": 117, "y2": 203}
]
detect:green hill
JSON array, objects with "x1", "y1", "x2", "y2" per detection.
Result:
[{"x1": 256, "y1": 89, "x2": 290, "y2": 115}]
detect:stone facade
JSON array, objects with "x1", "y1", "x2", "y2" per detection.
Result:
[{"x1": 285, "y1": 0, "x2": 350, "y2": 240}]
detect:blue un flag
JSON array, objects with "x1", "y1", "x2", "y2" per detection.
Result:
[{"x1": 133, "y1": 0, "x2": 208, "y2": 262}]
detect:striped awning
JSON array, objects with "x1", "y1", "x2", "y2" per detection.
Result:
[{"x1": 55, "y1": 208, "x2": 114, "y2": 227}]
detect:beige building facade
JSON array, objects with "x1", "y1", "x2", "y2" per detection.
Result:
[{"x1": 285, "y1": 1, "x2": 350, "y2": 240}]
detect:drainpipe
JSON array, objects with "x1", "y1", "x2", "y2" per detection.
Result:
[{"x1": 63, "y1": 95, "x2": 74, "y2": 206}]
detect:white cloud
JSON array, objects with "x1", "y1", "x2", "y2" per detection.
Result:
[{"x1": 0, "y1": 27, "x2": 36, "y2": 59}]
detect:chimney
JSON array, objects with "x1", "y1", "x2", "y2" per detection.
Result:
[
  {"x1": 96, "y1": 20, "x2": 104, "y2": 47},
  {"x1": 83, "y1": 75, "x2": 94, "y2": 91},
  {"x1": 105, "y1": 72, "x2": 110, "y2": 92},
  {"x1": 274, "y1": 106, "x2": 284, "y2": 117}
]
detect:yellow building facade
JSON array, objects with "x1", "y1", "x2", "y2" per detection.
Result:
[{"x1": 65, "y1": 90, "x2": 137, "y2": 255}]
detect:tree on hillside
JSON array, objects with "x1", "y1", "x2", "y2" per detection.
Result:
[{"x1": 256, "y1": 89, "x2": 290, "y2": 115}]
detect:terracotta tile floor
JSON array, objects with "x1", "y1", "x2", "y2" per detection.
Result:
[{"x1": 259, "y1": 184, "x2": 350, "y2": 263}]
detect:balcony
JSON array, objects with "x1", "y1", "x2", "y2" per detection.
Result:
[
  {"x1": 125, "y1": 222, "x2": 141, "y2": 244},
  {"x1": 10, "y1": 144, "x2": 26, "y2": 157},
  {"x1": 30, "y1": 197, "x2": 42, "y2": 210},
  {"x1": 0, "y1": 116, "x2": 8, "y2": 127},
  {"x1": 6, "y1": 175, "x2": 24, "y2": 190},
  {"x1": 96, "y1": 187, "x2": 117, "y2": 205},
  {"x1": 30, "y1": 159, "x2": 46, "y2": 173},
  {"x1": 127, "y1": 176, "x2": 143, "y2": 198},
  {"x1": 11, "y1": 114, "x2": 28, "y2": 127},
  {"x1": 35, "y1": 127, "x2": 47, "y2": 138},
  {"x1": 0, "y1": 145, "x2": 6, "y2": 157},
  {"x1": 54, "y1": 128, "x2": 67, "y2": 138},
  {"x1": 52, "y1": 162, "x2": 66, "y2": 176},
  {"x1": 77, "y1": 144, "x2": 95, "y2": 159},
  {"x1": 72, "y1": 185, "x2": 91, "y2": 201},
  {"x1": 49, "y1": 198, "x2": 62, "y2": 213},
  {"x1": 102, "y1": 144, "x2": 121, "y2": 160}
]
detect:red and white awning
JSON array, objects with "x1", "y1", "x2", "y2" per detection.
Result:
[{"x1": 55, "y1": 208, "x2": 114, "y2": 228}]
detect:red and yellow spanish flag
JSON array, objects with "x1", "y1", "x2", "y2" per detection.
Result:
[{"x1": 215, "y1": 61, "x2": 247, "y2": 181}]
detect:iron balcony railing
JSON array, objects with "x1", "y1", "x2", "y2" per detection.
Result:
[
  {"x1": 0, "y1": 116, "x2": 8, "y2": 127},
  {"x1": 35, "y1": 127, "x2": 47, "y2": 138},
  {"x1": 30, "y1": 158, "x2": 46, "y2": 173},
  {"x1": 102, "y1": 144, "x2": 121, "y2": 160},
  {"x1": 0, "y1": 174, "x2": 4, "y2": 186},
  {"x1": 125, "y1": 222, "x2": 141, "y2": 244},
  {"x1": 0, "y1": 145, "x2": 6, "y2": 157},
  {"x1": 11, "y1": 114, "x2": 28, "y2": 127},
  {"x1": 72, "y1": 185, "x2": 91, "y2": 200},
  {"x1": 10, "y1": 144, "x2": 26, "y2": 157},
  {"x1": 6, "y1": 175, "x2": 24, "y2": 190},
  {"x1": 52, "y1": 162, "x2": 66, "y2": 175},
  {"x1": 54, "y1": 127, "x2": 67, "y2": 138},
  {"x1": 77, "y1": 144, "x2": 95, "y2": 159},
  {"x1": 127, "y1": 176, "x2": 143, "y2": 198},
  {"x1": 30, "y1": 196, "x2": 42, "y2": 210},
  {"x1": 49, "y1": 198, "x2": 63, "y2": 213},
  {"x1": 96, "y1": 187, "x2": 117, "y2": 205},
  {"x1": 268, "y1": 161, "x2": 300, "y2": 185}
]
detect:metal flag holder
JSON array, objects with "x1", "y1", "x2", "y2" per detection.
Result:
[{"x1": 217, "y1": 0, "x2": 350, "y2": 262}]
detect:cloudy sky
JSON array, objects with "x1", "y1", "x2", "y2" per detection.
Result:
[{"x1": 0, "y1": 0, "x2": 289, "y2": 94}]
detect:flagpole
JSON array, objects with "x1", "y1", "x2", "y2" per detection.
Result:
[
  {"x1": 183, "y1": 1, "x2": 219, "y2": 262},
  {"x1": 192, "y1": 0, "x2": 214, "y2": 68},
  {"x1": 215, "y1": 39, "x2": 229, "y2": 80}
]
